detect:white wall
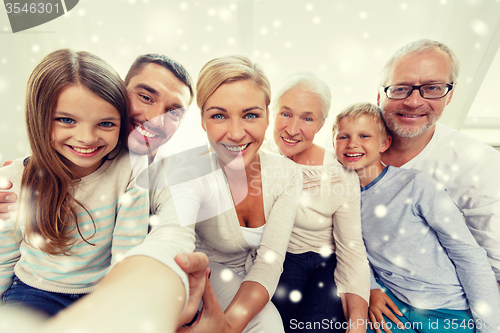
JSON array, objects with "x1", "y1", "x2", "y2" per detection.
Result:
[{"x1": 0, "y1": 0, "x2": 499, "y2": 164}]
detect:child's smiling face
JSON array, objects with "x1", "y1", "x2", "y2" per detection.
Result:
[
  {"x1": 51, "y1": 85, "x2": 121, "y2": 178},
  {"x1": 334, "y1": 115, "x2": 391, "y2": 172}
]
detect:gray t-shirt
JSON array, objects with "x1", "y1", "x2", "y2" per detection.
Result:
[{"x1": 361, "y1": 166, "x2": 500, "y2": 330}]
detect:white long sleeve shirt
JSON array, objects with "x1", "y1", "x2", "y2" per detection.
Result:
[{"x1": 400, "y1": 123, "x2": 500, "y2": 281}]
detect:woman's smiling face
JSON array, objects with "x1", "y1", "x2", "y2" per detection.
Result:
[
  {"x1": 273, "y1": 87, "x2": 324, "y2": 160},
  {"x1": 202, "y1": 79, "x2": 269, "y2": 170}
]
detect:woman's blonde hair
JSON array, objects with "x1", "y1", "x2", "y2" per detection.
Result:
[
  {"x1": 21, "y1": 49, "x2": 129, "y2": 255},
  {"x1": 196, "y1": 55, "x2": 271, "y2": 111}
]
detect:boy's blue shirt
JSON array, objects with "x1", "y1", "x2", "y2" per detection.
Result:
[{"x1": 360, "y1": 165, "x2": 500, "y2": 330}]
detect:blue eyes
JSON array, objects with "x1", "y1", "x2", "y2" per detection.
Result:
[
  {"x1": 55, "y1": 117, "x2": 116, "y2": 128},
  {"x1": 281, "y1": 113, "x2": 313, "y2": 122},
  {"x1": 337, "y1": 134, "x2": 370, "y2": 139},
  {"x1": 99, "y1": 121, "x2": 116, "y2": 128},
  {"x1": 210, "y1": 113, "x2": 259, "y2": 120},
  {"x1": 56, "y1": 117, "x2": 75, "y2": 124},
  {"x1": 168, "y1": 110, "x2": 180, "y2": 118},
  {"x1": 244, "y1": 113, "x2": 258, "y2": 120}
]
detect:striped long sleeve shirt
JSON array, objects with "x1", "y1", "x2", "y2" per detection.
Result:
[{"x1": 0, "y1": 151, "x2": 156, "y2": 296}]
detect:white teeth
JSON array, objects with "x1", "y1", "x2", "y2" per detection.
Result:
[
  {"x1": 283, "y1": 137, "x2": 299, "y2": 143},
  {"x1": 346, "y1": 153, "x2": 363, "y2": 157},
  {"x1": 73, "y1": 147, "x2": 98, "y2": 153},
  {"x1": 224, "y1": 143, "x2": 250, "y2": 152},
  {"x1": 136, "y1": 125, "x2": 156, "y2": 138},
  {"x1": 403, "y1": 115, "x2": 421, "y2": 118}
]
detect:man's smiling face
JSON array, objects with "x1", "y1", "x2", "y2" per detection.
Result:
[
  {"x1": 377, "y1": 49, "x2": 454, "y2": 139},
  {"x1": 126, "y1": 63, "x2": 191, "y2": 159}
]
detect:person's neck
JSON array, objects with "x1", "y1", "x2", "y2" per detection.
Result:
[
  {"x1": 289, "y1": 144, "x2": 325, "y2": 166},
  {"x1": 382, "y1": 125, "x2": 436, "y2": 167},
  {"x1": 221, "y1": 154, "x2": 261, "y2": 204},
  {"x1": 357, "y1": 161, "x2": 386, "y2": 187}
]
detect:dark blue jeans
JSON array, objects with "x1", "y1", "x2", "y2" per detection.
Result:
[
  {"x1": 272, "y1": 252, "x2": 345, "y2": 332},
  {"x1": 1, "y1": 276, "x2": 87, "y2": 317}
]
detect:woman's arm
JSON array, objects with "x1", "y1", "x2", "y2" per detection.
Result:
[
  {"x1": 332, "y1": 169, "x2": 371, "y2": 304},
  {"x1": 341, "y1": 293, "x2": 368, "y2": 333},
  {"x1": 223, "y1": 281, "x2": 269, "y2": 332}
]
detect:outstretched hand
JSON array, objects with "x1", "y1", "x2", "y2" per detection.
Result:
[
  {"x1": 174, "y1": 252, "x2": 210, "y2": 328},
  {"x1": 368, "y1": 289, "x2": 404, "y2": 333}
]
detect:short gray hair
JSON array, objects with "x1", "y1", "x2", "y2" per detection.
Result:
[
  {"x1": 379, "y1": 39, "x2": 460, "y2": 86},
  {"x1": 272, "y1": 71, "x2": 332, "y2": 121}
]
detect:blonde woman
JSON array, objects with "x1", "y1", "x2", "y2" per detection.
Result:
[{"x1": 167, "y1": 56, "x2": 302, "y2": 333}]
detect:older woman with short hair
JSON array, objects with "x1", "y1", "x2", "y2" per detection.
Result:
[{"x1": 263, "y1": 72, "x2": 370, "y2": 333}]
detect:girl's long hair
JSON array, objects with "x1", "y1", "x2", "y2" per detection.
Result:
[{"x1": 20, "y1": 49, "x2": 129, "y2": 255}]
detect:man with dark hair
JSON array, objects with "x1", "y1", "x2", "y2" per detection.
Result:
[
  {"x1": 0, "y1": 54, "x2": 207, "y2": 332},
  {"x1": 125, "y1": 54, "x2": 194, "y2": 163},
  {"x1": 125, "y1": 54, "x2": 194, "y2": 95}
]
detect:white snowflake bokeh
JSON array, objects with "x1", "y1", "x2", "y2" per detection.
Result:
[
  {"x1": 220, "y1": 268, "x2": 234, "y2": 282},
  {"x1": 289, "y1": 290, "x2": 302, "y2": 303},
  {"x1": 0, "y1": 1, "x2": 498, "y2": 331},
  {"x1": 374, "y1": 205, "x2": 387, "y2": 218}
]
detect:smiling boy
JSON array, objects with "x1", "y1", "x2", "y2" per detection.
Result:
[{"x1": 333, "y1": 102, "x2": 500, "y2": 333}]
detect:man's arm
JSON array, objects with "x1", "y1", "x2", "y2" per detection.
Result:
[
  {"x1": 40, "y1": 252, "x2": 208, "y2": 333},
  {"x1": 44, "y1": 256, "x2": 187, "y2": 333},
  {"x1": 416, "y1": 172, "x2": 500, "y2": 330}
]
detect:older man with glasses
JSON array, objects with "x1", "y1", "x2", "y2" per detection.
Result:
[{"x1": 369, "y1": 38, "x2": 500, "y2": 333}]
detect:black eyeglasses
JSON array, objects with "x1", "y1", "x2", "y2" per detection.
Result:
[{"x1": 383, "y1": 83, "x2": 454, "y2": 100}]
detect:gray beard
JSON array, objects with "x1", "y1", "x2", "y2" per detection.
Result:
[{"x1": 386, "y1": 117, "x2": 435, "y2": 139}]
